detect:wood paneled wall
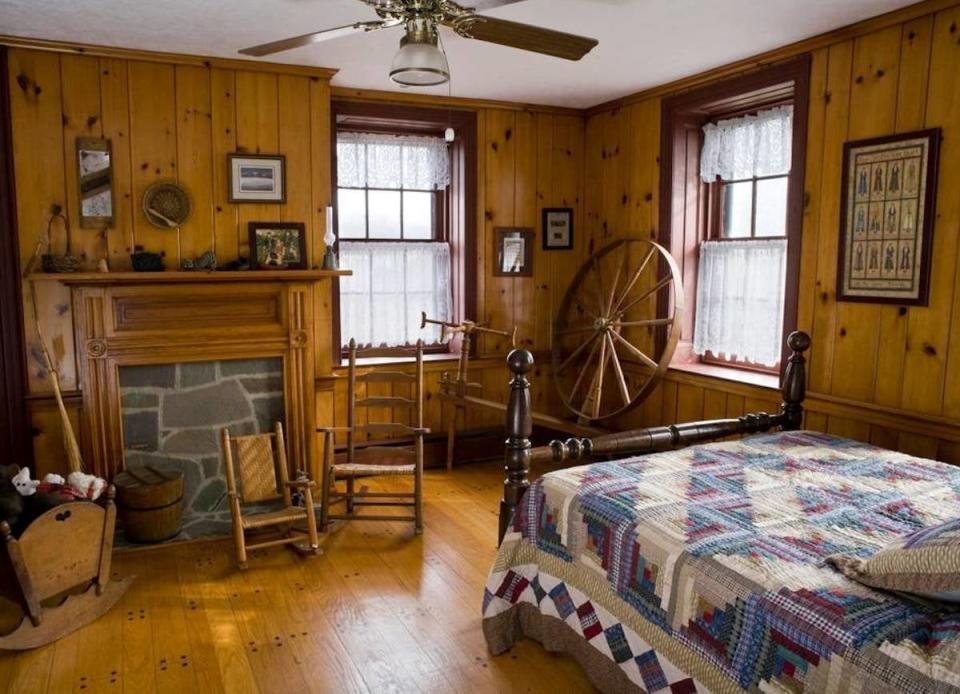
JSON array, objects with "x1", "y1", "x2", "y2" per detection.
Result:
[
  {"x1": 10, "y1": 0, "x2": 960, "y2": 473},
  {"x1": 583, "y1": 2, "x2": 960, "y2": 464},
  {"x1": 7, "y1": 47, "x2": 337, "y2": 473},
  {"x1": 5, "y1": 45, "x2": 586, "y2": 471}
]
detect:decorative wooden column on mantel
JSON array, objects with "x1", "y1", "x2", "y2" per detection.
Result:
[{"x1": 30, "y1": 270, "x2": 350, "y2": 481}]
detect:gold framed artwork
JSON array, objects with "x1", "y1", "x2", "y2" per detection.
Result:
[{"x1": 838, "y1": 128, "x2": 940, "y2": 305}]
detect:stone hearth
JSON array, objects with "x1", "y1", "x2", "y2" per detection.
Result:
[{"x1": 119, "y1": 358, "x2": 284, "y2": 541}]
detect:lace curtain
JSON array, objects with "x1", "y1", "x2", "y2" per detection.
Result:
[
  {"x1": 700, "y1": 105, "x2": 793, "y2": 182},
  {"x1": 693, "y1": 239, "x2": 787, "y2": 366},
  {"x1": 337, "y1": 132, "x2": 451, "y2": 190},
  {"x1": 339, "y1": 241, "x2": 452, "y2": 348}
]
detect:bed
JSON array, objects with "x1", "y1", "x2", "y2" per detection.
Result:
[{"x1": 482, "y1": 333, "x2": 960, "y2": 693}]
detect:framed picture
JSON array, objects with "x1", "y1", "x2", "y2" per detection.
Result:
[
  {"x1": 228, "y1": 154, "x2": 286, "y2": 203},
  {"x1": 838, "y1": 128, "x2": 940, "y2": 305},
  {"x1": 542, "y1": 208, "x2": 573, "y2": 250},
  {"x1": 248, "y1": 222, "x2": 307, "y2": 270},
  {"x1": 494, "y1": 227, "x2": 534, "y2": 277}
]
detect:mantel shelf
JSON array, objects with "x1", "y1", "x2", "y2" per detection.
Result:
[{"x1": 28, "y1": 269, "x2": 351, "y2": 285}]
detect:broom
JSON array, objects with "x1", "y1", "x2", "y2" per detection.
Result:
[{"x1": 22, "y1": 233, "x2": 85, "y2": 474}]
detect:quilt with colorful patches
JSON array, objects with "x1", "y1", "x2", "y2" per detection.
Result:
[{"x1": 482, "y1": 431, "x2": 960, "y2": 693}]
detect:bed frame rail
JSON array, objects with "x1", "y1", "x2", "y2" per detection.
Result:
[{"x1": 498, "y1": 331, "x2": 810, "y2": 544}]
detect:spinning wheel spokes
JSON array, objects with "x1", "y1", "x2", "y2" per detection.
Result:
[{"x1": 552, "y1": 239, "x2": 684, "y2": 422}]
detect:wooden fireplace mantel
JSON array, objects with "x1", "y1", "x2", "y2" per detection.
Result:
[
  {"x1": 43, "y1": 270, "x2": 348, "y2": 481},
  {"x1": 29, "y1": 269, "x2": 351, "y2": 285}
]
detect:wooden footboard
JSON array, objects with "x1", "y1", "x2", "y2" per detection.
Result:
[{"x1": 498, "y1": 331, "x2": 810, "y2": 544}]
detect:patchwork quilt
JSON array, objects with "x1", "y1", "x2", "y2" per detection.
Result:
[{"x1": 482, "y1": 431, "x2": 960, "y2": 693}]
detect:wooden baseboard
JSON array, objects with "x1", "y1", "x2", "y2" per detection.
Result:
[{"x1": 663, "y1": 368, "x2": 960, "y2": 444}]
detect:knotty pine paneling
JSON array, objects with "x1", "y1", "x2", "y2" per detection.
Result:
[
  {"x1": 6, "y1": 46, "x2": 585, "y2": 473},
  {"x1": 586, "y1": 3, "x2": 960, "y2": 462}
]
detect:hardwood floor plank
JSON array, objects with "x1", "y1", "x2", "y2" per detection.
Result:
[{"x1": 0, "y1": 463, "x2": 594, "y2": 693}]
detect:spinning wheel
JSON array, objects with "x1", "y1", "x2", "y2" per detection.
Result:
[{"x1": 552, "y1": 239, "x2": 683, "y2": 422}]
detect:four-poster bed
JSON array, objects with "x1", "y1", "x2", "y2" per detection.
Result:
[{"x1": 483, "y1": 331, "x2": 960, "y2": 693}]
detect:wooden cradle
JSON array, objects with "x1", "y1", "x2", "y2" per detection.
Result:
[{"x1": 0, "y1": 486, "x2": 132, "y2": 650}]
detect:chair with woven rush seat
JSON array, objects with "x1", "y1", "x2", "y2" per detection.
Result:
[
  {"x1": 320, "y1": 339, "x2": 428, "y2": 533},
  {"x1": 220, "y1": 422, "x2": 319, "y2": 569}
]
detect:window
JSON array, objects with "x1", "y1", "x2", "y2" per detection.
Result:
[
  {"x1": 332, "y1": 101, "x2": 477, "y2": 358},
  {"x1": 695, "y1": 106, "x2": 791, "y2": 371},
  {"x1": 337, "y1": 132, "x2": 453, "y2": 350},
  {"x1": 660, "y1": 58, "x2": 809, "y2": 379}
]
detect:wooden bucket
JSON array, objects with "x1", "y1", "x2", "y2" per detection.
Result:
[{"x1": 114, "y1": 465, "x2": 184, "y2": 543}]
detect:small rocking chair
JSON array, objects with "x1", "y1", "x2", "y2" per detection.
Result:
[
  {"x1": 220, "y1": 422, "x2": 320, "y2": 569},
  {"x1": 0, "y1": 486, "x2": 132, "y2": 650},
  {"x1": 319, "y1": 340, "x2": 428, "y2": 533}
]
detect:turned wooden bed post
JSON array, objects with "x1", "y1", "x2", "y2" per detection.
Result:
[
  {"x1": 497, "y1": 331, "x2": 811, "y2": 545},
  {"x1": 499, "y1": 349, "x2": 534, "y2": 543},
  {"x1": 779, "y1": 331, "x2": 810, "y2": 430}
]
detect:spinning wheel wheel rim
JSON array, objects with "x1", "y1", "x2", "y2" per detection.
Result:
[{"x1": 551, "y1": 239, "x2": 684, "y2": 422}]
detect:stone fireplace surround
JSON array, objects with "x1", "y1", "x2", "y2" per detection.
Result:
[{"x1": 120, "y1": 358, "x2": 284, "y2": 539}]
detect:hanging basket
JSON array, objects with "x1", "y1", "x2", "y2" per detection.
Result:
[{"x1": 40, "y1": 206, "x2": 80, "y2": 274}]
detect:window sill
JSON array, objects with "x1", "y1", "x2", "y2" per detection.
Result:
[
  {"x1": 669, "y1": 360, "x2": 779, "y2": 390},
  {"x1": 335, "y1": 352, "x2": 460, "y2": 369}
]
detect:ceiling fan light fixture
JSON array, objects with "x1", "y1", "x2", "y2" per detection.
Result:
[{"x1": 390, "y1": 19, "x2": 449, "y2": 87}]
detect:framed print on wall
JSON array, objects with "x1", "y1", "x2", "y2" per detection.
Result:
[
  {"x1": 542, "y1": 208, "x2": 573, "y2": 250},
  {"x1": 837, "y1": 128, "x2": 940, "y2": 305},
  {"x1": 494, "y1": 227, "x2": 534, "y2": 277},
  {"x1": 248, "y1": 222, "x2": 307, "y2": 270},
  {"x1": 228, "y1": 154, "x2": 286, "y2": 203}
]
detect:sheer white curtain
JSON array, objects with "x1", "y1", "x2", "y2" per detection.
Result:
[
  {"x1": 339, "y1": 242, "x2": 452, "y2": 348},
  {"x1": 693, "y1": 239, "x2": 787, "y2": 366},
  {"x1": 700, "y1": 106, "x2": 793, "y2": 182},
  {"x1": 337, "y1": 132, "x2": 450, "y2": 190}
]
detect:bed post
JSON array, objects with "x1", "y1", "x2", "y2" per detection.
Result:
[
  {"x1": 499, "y1": 349, "x2": 534, "y2": 545},
  {"x1": 780, "y1": 331, "x2": 810, "y2": 431}
]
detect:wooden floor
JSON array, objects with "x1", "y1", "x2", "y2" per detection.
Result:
[{"x1": 0, "y1": 462, "x2": 595, "y2": 693}]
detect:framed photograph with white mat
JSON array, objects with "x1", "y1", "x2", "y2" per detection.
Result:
[
  {"x1": 837, "y1": 129, "x2": 940, "y2": 305},
  {"x1": 542, "y1": 208, "x2": 573, "y2": 250},
  {"x1": 494, "y1": 227, "x2": 533, "y2": 277},
  {"x1": 228, "y1": 154, "x2": 286, "y2": 203}
]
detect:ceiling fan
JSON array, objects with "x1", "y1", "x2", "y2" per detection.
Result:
[{"x1": 239, "y1": 0, "x2": 598, "y2": 87}]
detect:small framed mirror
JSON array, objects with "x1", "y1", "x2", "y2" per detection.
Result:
[{"x1": 76, "y1": 137, "x2": 114, "y2": 229}]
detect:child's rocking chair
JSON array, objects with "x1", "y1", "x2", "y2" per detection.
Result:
[{"x1": 0, "y1": 486, "x2": 132, "y2": 650}]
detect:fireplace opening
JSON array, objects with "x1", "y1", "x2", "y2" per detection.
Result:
[{"x1": 119, "y1": 357, "x2": 284, "y2": 541}]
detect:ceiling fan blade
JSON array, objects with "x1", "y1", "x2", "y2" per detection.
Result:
[
  {"x1": 239, "y1": 20, "x2": 392, "y2": 57},
  {"x1": 461, "y1": 0, "x2": 529, "y2": 10},
  {"x1": 446, "y1": 16, "x2": 597, "y2": 61}
]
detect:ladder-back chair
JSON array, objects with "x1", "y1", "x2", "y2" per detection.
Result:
[
  {"x1": 220, "y1": 422, "x2": 319, "y2": 569},
  {"x1": 320, "y1": 340, "x2": 428, "y2": 533}
]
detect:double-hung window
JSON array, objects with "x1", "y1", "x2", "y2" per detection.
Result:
[
  {"x1": 661, "y1": 58, "x2": 808, "y2": 380},
  {"x1": 336, "y1": 132, "x2": 453, "y2": 350},
  {"x1": 694, "y1": 106, "x2": 792, "y2": 371}
]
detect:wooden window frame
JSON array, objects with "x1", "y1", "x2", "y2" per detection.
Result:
[
  {"x1": 335, "y1": 129, "x2": 448, "y2": 242},
  {"x1": 658, "y1": 56, "x2": 810, "y2": 382},
  {"x1": 331, "y1": 101, "x2": 477, "y2": 362}
]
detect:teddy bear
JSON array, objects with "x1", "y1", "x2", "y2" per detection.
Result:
[{"x1": 11, "y1": 467, "x2": 66, "y2": 496}]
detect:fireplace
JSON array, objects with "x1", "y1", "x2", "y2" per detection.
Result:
[
  {"x1": 119, "y1": 358, "x2": 283, "y2": 538},
  {"x1": 38, "y1": 270, "x2": 349, "y2": 490}
]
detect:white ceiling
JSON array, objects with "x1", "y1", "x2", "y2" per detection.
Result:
[{"x1": 1, "y1": 0, "x2": 917, "y2": 108}]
